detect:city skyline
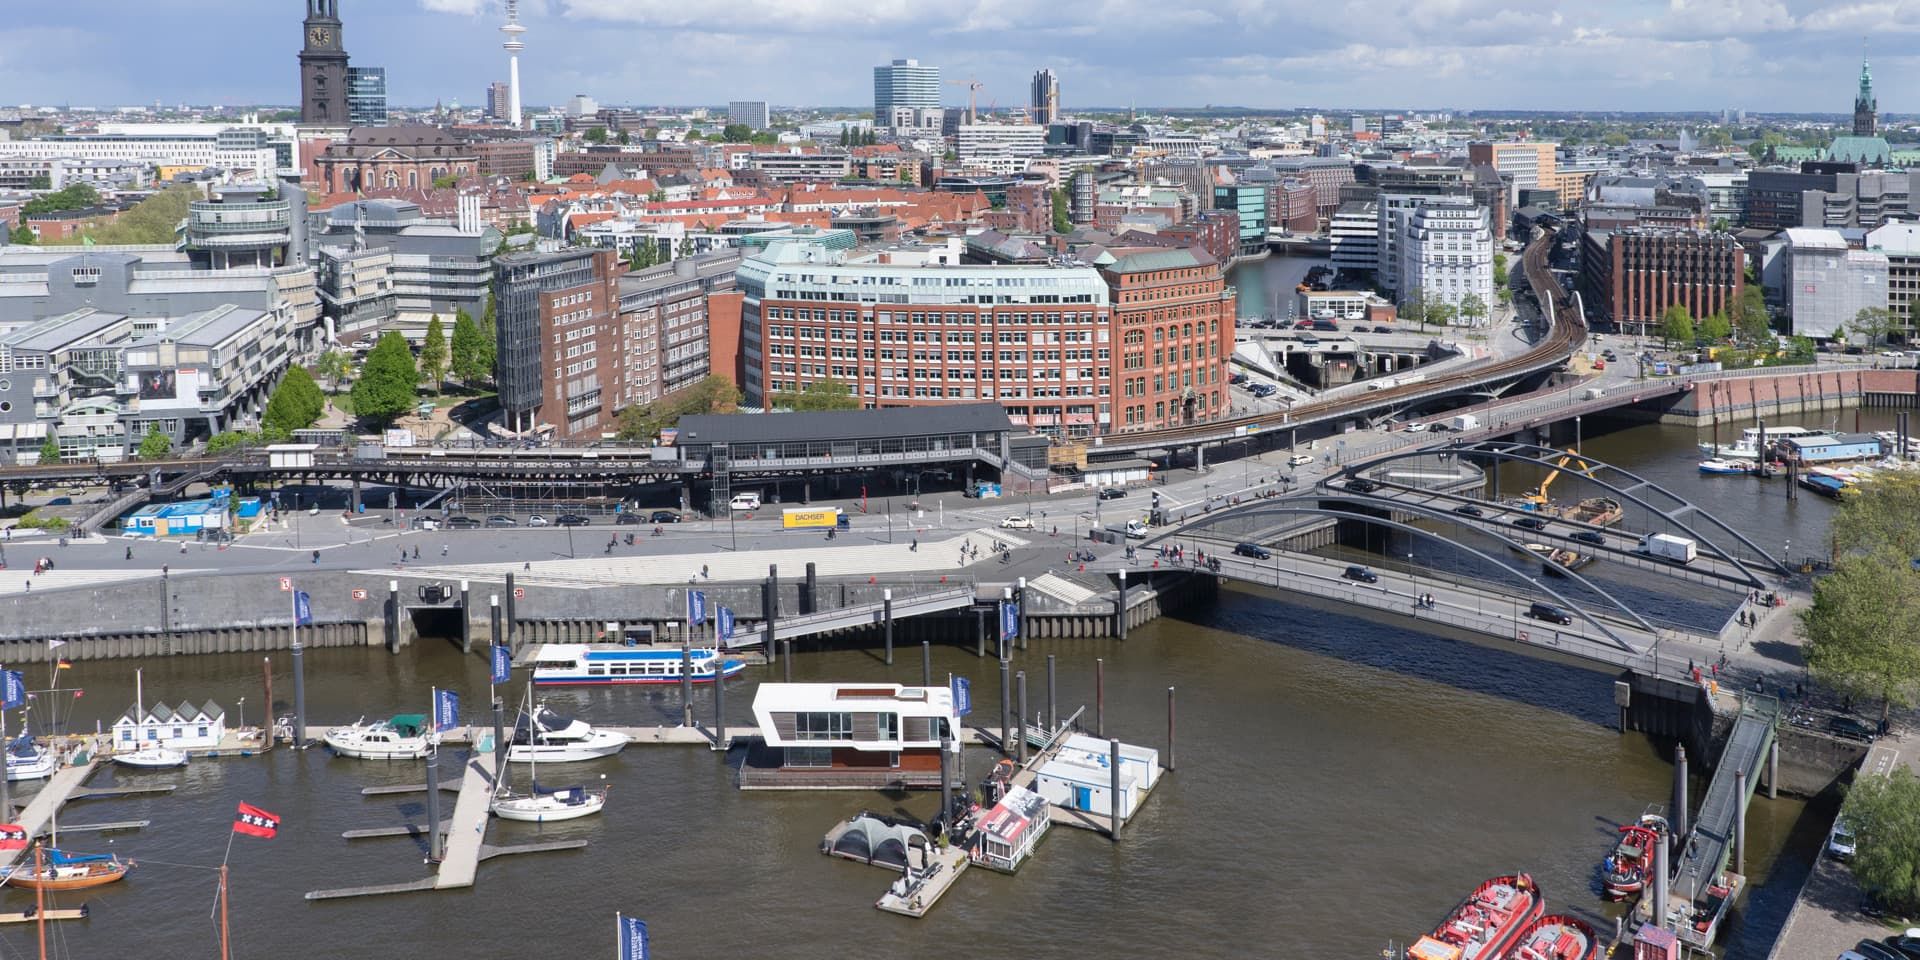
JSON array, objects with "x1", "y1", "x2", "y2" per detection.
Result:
[{"x1": 5, "y1": 0, "x2": 1919, "y2": 116}]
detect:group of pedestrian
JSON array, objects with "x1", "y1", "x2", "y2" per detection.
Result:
[{"x1": 1157, "y1": 543, "x2": 1186, "y2": 564}]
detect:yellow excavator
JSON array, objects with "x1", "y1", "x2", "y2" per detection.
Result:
[{"x1": 1519, "y1": 449, "x2": 1600, "y2": 509}]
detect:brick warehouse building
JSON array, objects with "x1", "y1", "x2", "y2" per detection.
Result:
[
  {"x1": 1580, "y1": 227, "x2": 1747, "y2": 336},
  {"x1": 734, "y1": 241, "x2": 1234, "y2": 437},
  {"x1": 493, "y1": 248, "x2": 622, "y2": 439}
]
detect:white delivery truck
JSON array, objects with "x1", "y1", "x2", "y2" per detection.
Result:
[
  {"x1": 728, "y1": 491, "x2": 762, "y2": 511},
  {"x1": 1449, "y1": 413, "x2": 1481, "y2": 432},
  {"x1": 1638, "y1": 533, "x2": 1697, "y2": 564}
]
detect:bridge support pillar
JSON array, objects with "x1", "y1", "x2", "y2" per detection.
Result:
[
  {"x1": 351, "y1": 478, "x2": 362, "y2": 513},
  {"x1": 882, "y1": 590, "x2": 894, "y2": 666},
  {"x1": 1768, "y1": 740, "x2": 1779, "y2": 800},
  {"x1": 803, "y1": 562, "x2": 816, "y2": 616},
  {"x1": 1734, "y1": 770, "x2": 1747, "y2": 876},
  {"x1": 1652, "y1": 819, "x2": 1670, "y2": 931},
  {"x1": 973, "y1": 608, "x2": 985, "y2": 658},
  {"x1": 782, "y1": 640, "x2": 792, "y2": 682},
  {"x1": 1673, "y1": 743, "x2": 1690, "y2": 848}
]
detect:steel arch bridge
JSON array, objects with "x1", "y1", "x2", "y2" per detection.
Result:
[
  {"x1": 1165, "y1": 496, "x2": 1658, "y2": 653},
  {"x1": 1333, "y1": 440, "x2": 1789, "y2": 588}
]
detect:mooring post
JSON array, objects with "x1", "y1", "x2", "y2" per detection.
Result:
[
  {"x1": 804, "y1": 561, "x2": 817, "y2": 616},
  {"x1": 425, "y1": 742, "x2": 442, "y2": 862},
  {"x1": 713, "y1": 658, "x2": 727, "y2": 751},
  {"x1": 1116, "y1": 569, "x2": 1128, "y2": 641},
  {"x1": 385, "y1": 579, "x2": 401, "y2": 654},
  {"x1": 782, "y1": 640, "x2": 793, "y2": 683},
  {"x1": 999, "y1": 658, "x2": 1012, "y2": 758},
  {"x1": 1673, "y1": 743, "x2": 1690, "y2": 847},
  {"x1": 921, "y1": 640, "x2": 931, "y2": 688},
  {"x1": 1109, "y1": 736, "x2": 1124, "y2": 842},
  {"x1": 1045, "y1": 654, "x2": 1057, "y2": 735},
  {"x1": 883, "y1": 589, "x2": 894, "y2": 666},
  {"x1": 974, "y1": 608, "x2": 985, "y2": 658},
  {"x1": 504, "y1": 572, "x2": 517, "y2": 646},
  {"x1": 1166, "y1": 685, "x2": 1176, "y2": 772},
  {"x1": 680, "y1": 641, "x2": 694, "y2": 728},
  {"x1": 1734, "y1": 770, "x2": 1747, "y2": 876},
  {"x1": 1016, "y1": 671, "x2": 1028, "y2": 764},
  {"x1": 292, "y1": 628, "x2": 308, "y2": 750},
  {"x1": 937, "y1": 731, "x2": 953, "y2": 838},
  {"x1": 1016, "y1": 576, "x2": 1028, "y2": 651},
  {"x1": 262, "y1": 657, "x2": 273, "y2": 748},
  {"x1": 489, "y1": 595, "x2": 505, "y2": 769},
  {"x1": 1096, "y1": 657, "x2": 1105, "y2": 737},
  {"x1": 459, "y1": 579, "x2": 472, "y2": 653},
  {"x1": 1652, "y1": 824, "x2": 1670, "y2": 931},
  {"x1": 1768, "y1": 740, "x2": 1779, "y2": 800}
]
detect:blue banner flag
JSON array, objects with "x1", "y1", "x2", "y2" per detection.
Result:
[
  {"x1": 617, "y1": 915, "x2": 649, "y2": 960},
  {"x1": 293, "y1": 590, "x2": 313, "y2": 627},
  {"x1": 1, "y1": 671, "x2": 22, "y2": 710},
  {"x1": 688, "y1": 589, "x2": 707, "y2": 627},
  {"x1": 999, "y1": 599, "x2": 1020, "y2": 640},
  {"x1": 950, "y1": 676, "x2": 972, "y2": 717},
  {"x1": 490, "y1": 644, "x2": 512, "y2": 684},
  {"x1": 717, "y1": 606, "x2": 734, "y2": 643},
  {"x1": 433, "y1": 689, "x2": 460, "y2": 732}
]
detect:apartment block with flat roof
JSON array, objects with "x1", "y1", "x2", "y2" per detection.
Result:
[
  {"x1": 492, "y1": 248, "x2": 622, "y2": 439},
  {"x1": 873, "y1": 59, "x2": 940, "y2": 120}
]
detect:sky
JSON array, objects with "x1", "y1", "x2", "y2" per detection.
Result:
[{"x1": 3, "y1": 0, "x2": 1915, "y2": 114}]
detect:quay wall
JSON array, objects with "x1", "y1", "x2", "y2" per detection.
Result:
[{"x1": 1602, "y1": 369, "x2": 1920, "y2": 425}]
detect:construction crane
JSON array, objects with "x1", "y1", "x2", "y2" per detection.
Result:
[
  {"x1": 948, "y1": 77, "x2": 983, "y2": 125},
  {"x1": 1520, "y1": 449, "x2": 1600, "y2": 508}
]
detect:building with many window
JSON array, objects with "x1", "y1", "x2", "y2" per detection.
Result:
[
  {"x1": 346, "y1": 67, "x2": 388, "y2": 126},
  {"x1": 1330, "y1": 201, "x2": 1381, "y2": 274},
  {"x1": 1102, "y1": 247, "x2": 1236, "y2": 430},
  {"x1": 1783, "y1": 227, "x2": 1887, "y2": 340},
  {"x1": 492, "y1": 248, "x2": 622, "y2": 439},
  {"x1": 1580, "y1": 227, "x2": 1746, "y2": 336},
  {"x1": 313, "y1": 126, "x2": 478, "y2": 194},
  {"x1": 1398, "y1": 197, "x2": 1494, "y2": 320},
  {"x1": 954, "y1": 124, "x2": 1046, "y2": 163},
  {"x1": 1865, "y1": 222, "x2": 1920, "y2": 344},
  {"x1": 727, "y1": 101, "x2": 771, "y2": 131},
  {"x1": 873, "y1": 59, "x2": 940, "y2": 121},
  {"x1": 310, "y1": 198, "x2": 498, "y2": 342},
  {"x1": 1030, "y1": 69, "x2": 1061, "y2": 126},
  {"x1": 615, "y1": 250, "x2": 740, "y2": 407},
  {"x1": 1211, "y1": 183, "x2": 1269, "y2": 259}
]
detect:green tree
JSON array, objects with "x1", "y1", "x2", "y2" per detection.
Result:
[
  {"x1": 1831, "y1": 471, "x2": 1920, "y2": 562},
  {"x1": 450, "y1": 309, "x2": 486, "y2": 385},
  {"x1": 36, "y1": 434, "x2": 60, "y2": 464},
  {"x1": 349, "y1": 331, "x2": 420, "y2": 427},
  {"x1": 26, "y1": 174, "x2": 50, "y2": 190},
  {"x1": 9, "y1": 225, "x2": 34, "y2": 246},
  {"x1": 1701, "y1": 128, "x2": 1734, "y2": 149},
  {"x1": 420, "y1": 315, "x2": 449, "y2": 392},
  {"x1": 1496, "y1": 286, "x2": 1514, "y2": 308},
  {"x1": 839, "y1": 127, "x2": 850, "y2": 148},
  {"x1": 1735, "y1": 286, "x2": 1772, "y2": 344},
  {"x1": 432, "y1": 174, "x2": 460, "y2": 190},
  {"x1": 1399, "y1": 287, "x2": 1429, "y2": 329},
  {"x1": 1699, "y1": 312, "x2": 1732, "y2": 342},
  {"x1": 616, "y1": 130, "x2": 631, "y2": 146},
  {"x1": 898, "y1": 166, "x2": 915, "y2": 185},
  {"x1": 1801, "y1": 546, "x2": 1920, "y2": 724},
  {"x1": 136, "y1": 426, "x2": 172, "y2": 460},
  {"x1": 583, "y1": 127, "x2": 607, "y2": 145},
  {"x1": 771, "y1": 378, "x2": 859, "y2": 411},
  {"x1": 22, "y1": 183, "x2": 100, "y2": 217},
  {"x1": 1458, "y1": 292, "x2": 1488, "y2": 328},
  {"x1": 262, "y1": 366, "x2": 325, "y2": 437},
  {"x1": 1853, "y1": 306, "x2": 1894, "y2": 349},
  {"x1": 479, "y1": 295, "x2": 498, "y2": 382},
  {"x1": 206, "y1": 431, "x2": 256, "y2": 455},
  {"x1": 315, "y1": 349, "x2": 352, "y2": 393},
  {"x1": 1492, "y1": 253, "x2": 1509, "y2": 287},
  {"x1": 1428, "y1": 300, "x2": 1458, "y2": 327},
  {"x1": 1840, "y1": 770, "x2": 1920, "y2": 913},
  {"x1": 46, "y1": 186, "x2": 197, "y2": 246},
  {"x1": 722, "y1": 123, "x2": 754, "y2": 143},
  {"x1": 613, "y1": 374, "x2": 741, "y2": 441},
  {"x1": 1051, "y1": 188, "x2": 1071, "y2": 234},
  {"x1": 1660, "y1": 305, "x2": 1694, "y2": 348}
]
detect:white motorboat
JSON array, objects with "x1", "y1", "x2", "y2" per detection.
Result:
[
  {"x1": 4, "y1": 736, "x2": 55, "y2": 781},
  {"x1": 506, "y1": 704, "x2": 626, "y2": 763},
  {"x1": 493, "y1": 684, "x2": 609, "y2": 822},
  {"x1": 112, "y1": 669, "x2": 188, "y2": 769},
  {"x1": 323, "y1": 714, "x2": 433, "y2": 760}
]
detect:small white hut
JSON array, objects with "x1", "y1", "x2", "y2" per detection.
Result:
[{"x1": 112, "y1": 700, "x2": 226, "y2": 750}]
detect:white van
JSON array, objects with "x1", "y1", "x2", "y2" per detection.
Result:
[{"x1": 728, "y1": 492, "x2": 762, "y2": 512}]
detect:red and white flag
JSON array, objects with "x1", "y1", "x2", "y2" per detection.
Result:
[
  {"x1": 0, "y1": 824, "x2": 25, "y2": 850},
  {"x1": 232, "y1": 803, "x2": 281, "y2": 839}
]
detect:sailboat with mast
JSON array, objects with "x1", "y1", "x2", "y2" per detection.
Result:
[
  {"x1": 0, "y1": 802, "x2": 133, "y2": 892},
  {"x1": 5, "y1": 706, "x2": 55, "y2": 782},
  {"x1": 492, "y1": 684, "x2": 608, "y2": 823},
  {"x1": 111, "y1": 669, "x2": 187, "y2": 769}
]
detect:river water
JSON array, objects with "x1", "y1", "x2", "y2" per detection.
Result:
[{"x1": 6, "y1": 407, "x2": 1888, "y2": 960}]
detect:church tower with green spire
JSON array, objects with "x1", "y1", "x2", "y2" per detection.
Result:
[{"x1": 1855, "y1": 54, "x2": 1878, "y2": 137}]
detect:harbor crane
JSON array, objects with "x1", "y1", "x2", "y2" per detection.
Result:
[{"x1": 949, "y1": 78, "x2": 983, "y2": 124}]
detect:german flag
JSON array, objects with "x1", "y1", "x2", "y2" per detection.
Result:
[{"x1": 54, "y1": 659, "x2": 71, "y2": 670}]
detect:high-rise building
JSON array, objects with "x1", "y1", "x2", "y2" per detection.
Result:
[
  {"x1": 1030, "y1": 69, "x2": 1060, "y2": 125},
  {"x1": 728, "y1": 101, "x2": 771, "y2": 130},
  {"x1": 298, "y1": 0, "x2": 351, "y2": 126},
  {"x1": 346, "y1": 67, "x2": 387, "y2": 126},
  {"x1": 501, "y1": 0, "x2": 526, "y2": 128},
  {"x1": 1855, "y1": 56, "x2": 1878, "y2": 137},
  {"x1": 566, "y1": 94, "x2": 598, "y2": 118},
  {"x1": 873, "y1": 59, "x2": 939, "y2": 120},
  {"x1": 1580, "y1": 227, "x2": 1745, "y2": 336},
  {"x1": 1399, "y1": 196, "x2": 1494, "y2": 320},
  {"x1": 492, "y1": 248, "x2": 621, "y2": 439},
  {"x1": 487, "y1": 82, "x2": 511, "y2": 120}
]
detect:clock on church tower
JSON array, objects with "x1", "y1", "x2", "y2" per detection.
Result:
[{"x1": 298, "y1": 0, "x2": 350, "y2": 126}]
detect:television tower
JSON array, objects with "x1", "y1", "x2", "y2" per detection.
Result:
[{"x1": 501, "y1": 0, "x2": 526, "y2": 128}]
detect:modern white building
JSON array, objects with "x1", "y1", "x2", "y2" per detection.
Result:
[
  {"x1": 746, "y1": 682, "x2": 959, "y2": 789},
  {"x1": 873, "y1": 58, "x2": 940, "y2": 119},
  {"x1": 0, "y1": 131, "x2": 278, "y2": 175},
  {"x1": 954, "y1": 124, "x2": 1046, "y2": 161},
  {"x1": 566, "y1": 94, "x2": 598, "y2": 118},
  {"x1": 728, "y1": 100, "x2": 771, "y2": 130},
  {"x1": 1329, "y1": 200, "x2": 1379, "y2": 274},
  {"x1": 1031, "y1": 734, "x2": 1162, "y2": 820},
  {"x1": 1399, "y1": 196, "x2": 1495, "y2": 321},
  {"x1": 113, "y1": 699, "x2": 228, "y2": 750}
]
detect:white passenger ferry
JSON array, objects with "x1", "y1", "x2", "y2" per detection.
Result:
[{"x1": 529, "y1": 643, "x2": 746, "y2": 686}]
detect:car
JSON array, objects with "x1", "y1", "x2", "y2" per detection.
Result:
[
  {"x1": 1342, "y1": 565, "x2": 1379, "y2": 584},
  {"x1": 555, "y1": 514, "x2": 591, "y2": 527},
  {"x1": 1881, "y1": 934, "x2": 1920, "y2": 960},
  {"x1": 1232, "y1": 542, "x2": 1272, "y2": 560},
  {"x1": 1830, "y1": 715, "x2": 1878, "y2": 743},
  {"x1": 1829, "y1": 816, "x2": 1858, "y2": 860},
  {"x1": 1288, "y1": 454, "x2": 1315, "y2": 467},
  {"x1": 1229, "y1": 372, "x2": 1249, "y2": 385},
  {"x1": 1854, "y1": 941, "x2": 1907, "y2": 960},
  {"x1": 1512, "y1": 516, "x2": 1547, "y2": 531},
  {"x1": 1374, "y1": 324, "x2": 1395, "y2": 334},
  {"x1": 1250, "y1": 384, "x2": 1278, "y2": 398},
  {"x1": 1569, "y1": 530, "x2": 1606, "y2": 546},
  {"x1": 1293, "y1": 319, "x2": 1315, "y2": 330},
  {"x1": 45, "y1": 497, "x2": 71, "y2": 506},
  {"x1": 484, "y1": 515, "x2": 517, "y2": 528},
  {"x1": 1593, "y1": 359, "x2": 1607, "y2": 370},
  {"x1": 615, "y1": 513, "x2": 644, "y2": 525},
  {"x1": 409, "y1": 517, "x2": 439, "y2": 531},
  {"x1": 999, "y1": 516, "x2": 1035, "y2": 530},
  {"x1": 650, "y1": 510, "x2": 682, "y2": 523},
  {"x1": 1404, "y1": 422, "x2": 1428, "y2": 433},
  {"x1": 1425, "y1": 423, "x2": 1450, "y2": 433},
  {"x1": 526, "y1": 515, "x2": 550, "y2": 527},
  {"x1": 1097, "y1": 487, "x2": 1127, "y2": 501},
  {"x1": 728, "y1": 493, "x2": 762, "y2": 511},
  {"x1": 1528, "y1": 602, "x2": 1575, "y2": 625},
  {"x1": 1453, "y1": 504, "x2": 1484, "y2": 517},
  {"x1": 445, "y1": 516, "x2": 482, "y2": 529},
  {"x1": 1345, "y1": 478, "x2": 1379, "y2": 493},
  {"x1": 1883, "y1": 350, "x2": 1906, "y2": 359}
]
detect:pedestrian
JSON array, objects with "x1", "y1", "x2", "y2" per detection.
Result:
[
  {"x1": 400, "y1": 547, "x2": 407, "y2": 562},
  {"x1": 412, "y1": 545, "x2": 420, "y2": 560},
  {"x1": 179, "y1": 541, "x2": 187, "y2": 555},
  {"x1": 701, "y1": 564, "x2": 709, "y2": 579},
  {"x1": 124, "y1": 546, "x2": 132, "y2": 560},
  {"x1": 1688, "y1": 657, "x2": 1695, "y2": 675},
  {"x1": 441, "y1": 543, "x2": 448, "y2": 557}
]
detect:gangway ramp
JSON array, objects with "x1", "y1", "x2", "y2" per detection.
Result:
[
  {"x1": 1673, "y1": 696, "x2": 1779, "y2": 905},
  {"x1": 748, "y1": 587, "x2": 977, "y2": 647}
]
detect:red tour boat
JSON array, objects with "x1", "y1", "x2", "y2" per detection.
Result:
[
  {"x1": 1601, "y1": 814, "x2": 1666, "y2": 900},
  {"x1": 1406, "y1": 874, "x2": 1544, "y2": 960},
  {"x1": 1504, "y1": 914, "x2": 1599, "y2": 960}
]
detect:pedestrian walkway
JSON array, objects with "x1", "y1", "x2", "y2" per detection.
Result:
[{"x1": 0, "y1": 568, "x2": 158, "y2": 597}]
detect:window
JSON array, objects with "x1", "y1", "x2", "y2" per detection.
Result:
[
  {"x1": 794, "y1": 712, "x2": 853, "y2": 741},
  {"x1": 784, "y1": 746, "x2": 832, "y2": 768}
]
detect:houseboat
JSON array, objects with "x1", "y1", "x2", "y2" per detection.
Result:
[
  {"x1": 743, "y1": 683, "x2": 959, "y2": 790},
  {"x1": 1504, "y1": 914, "x2": 1598, "y2": 960},
  {"x1": 1777, "y1": 433, "x2": 1887, "y2": 466},
  {"x1": 528, "y1": 643, "x2": 747, "y2": 686},
  {"x1": 1699, "y1": 425, "x2": 1821, "y2": 459},
  {"x1": 972, "y1": 785, "x2": 1050, "y2": 873},
  {"x1": 1405, "y1": 874, "x2": 1543, "y2": 960}
]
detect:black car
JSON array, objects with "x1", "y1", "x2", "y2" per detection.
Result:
[
  {"x1": 1097, "y1": 487, "x2": 1127, "y2": 501},
  {"x1": 1569, "y1": 530, "x2": 1606, "y2": 546},
  {"x1": 1342, "y1": 565, "x2": 1379, "y2": 584},
  {"x1": 615, "y1": 513, "x2": 643, "y2": 525},
  {"x1": 1512, "y1": 516, "x2": 1547, "y2": 531},
  {"x1": 484, "y1": 515, "x2": 517, "y2": 528},
  {"x1": 1345, "y1": 478, "x2": 1379, "y2": 493},
  {"x1": 556, "y1": 514, "x2": 591, "y2": 527},
  {"x1": 1881, "y1": 935, "x2": 1920, "y2": 960},
  {"x1": 1452, "y1": 504, "x2": 1484, "y2": 517},
  {"x1": 1229, "y1": 372, "x2": 1249, "y2": 385},
  {"x1": 444, "y1": 516, "x2": 482, "y2": 529},
  {"x1": 650, "y1": 510, "x2": 682, "y2": 523},
  {"x1": 1830, "y1": 715, "x2": 1878, "y2": 743},
  {"x1": 1528, "y1": 602, "x2": 1575, "y2": 625},
  {"x1": 1853, "y1": 941, "x2": 1907, "y2": 960},
  {"x1": 1233, "y1": 542, "x2": 1271, "y2": 560}
]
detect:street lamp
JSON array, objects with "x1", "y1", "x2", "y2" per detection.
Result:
[{"x1": 1574, "y1": 415, "x2": 1582, "y2": 455}]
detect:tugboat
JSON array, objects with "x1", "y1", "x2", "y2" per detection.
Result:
[
  {"x1": 1406, "y1": 874, "x2": 1543, "y2": 960},
  {"x1": 1504, "y1": 914, "x2": 1598, "y2": 960},
  {"x1": 1601, "y1": 813, "x2": 1666, "y2": 900}
]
